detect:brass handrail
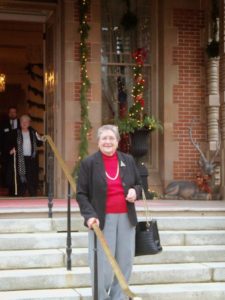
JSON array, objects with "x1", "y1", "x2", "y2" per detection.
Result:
[
  {"x1": 43, "y1": 135, "x2": 76, "y2": 193},
  {"x1": 42, "y1": 135, "x2": 141, "y2": 300}
]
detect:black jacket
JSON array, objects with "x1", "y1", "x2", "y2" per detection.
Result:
[
  {"x1": 7, "y1": 127, "x2": 43, "y2": 156},
  {"x1": 76, "y1": 150, "x2": 142, "y2": 230},
  {"x1": 0, "y1": 118, "x2": 20, "y2": 156}
]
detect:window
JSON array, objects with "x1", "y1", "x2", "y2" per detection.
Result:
[{"x1": 101, "y1": 0, "x2": 159, "y2": 171}]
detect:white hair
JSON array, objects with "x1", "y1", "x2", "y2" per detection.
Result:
[
  {"x1": 97, "y1": 124, "x2": 120, "y2": 142},
  {"x1": 20, "y1": 114, "x2": 31, "y2": 122}
]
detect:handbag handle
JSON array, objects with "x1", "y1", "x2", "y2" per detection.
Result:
[{"x1": 141, "y1": 188, "x2": 152, "y2": 226}]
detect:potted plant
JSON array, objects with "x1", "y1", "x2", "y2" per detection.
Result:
[
  {"x1": 117, "y1": 113, "x2": 162, "y2": 157},
  {"x1": 117, "y1": 114, "x2": 162, "y2": 135}
]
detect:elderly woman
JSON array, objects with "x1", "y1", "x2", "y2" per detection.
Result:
[
  {"x1": 76, "y1": 124, "x2": 142, "y2": 300},
  {"x1": 7, "y1": 114, "x2": 43, "y2": 196}
]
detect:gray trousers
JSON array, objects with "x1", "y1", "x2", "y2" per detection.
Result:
[{"x1": 88, "y1": 213, "x2": 135, "y2": 300}]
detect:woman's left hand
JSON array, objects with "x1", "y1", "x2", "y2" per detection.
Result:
[
  {"x1": 35, "y1": 132, "x2": 45, "y2": 142},
  {"x1": 126, "y1": 188, "x2": 137, "y2": 203}
]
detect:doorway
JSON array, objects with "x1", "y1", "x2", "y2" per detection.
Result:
[
  {"x1": 0, "y1": 2, "x2": 58, "y2": 198},
  {"x1": 0, "y1": 20, "x2": 44, "y2": 196}
]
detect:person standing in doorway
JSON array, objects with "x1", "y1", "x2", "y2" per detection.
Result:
[
  {"x1": 7, "y1": 114, "x2": 43, "y2": 196},
  {"x1": 76, "y1": 124, "x2": 142, "y2": 300}
]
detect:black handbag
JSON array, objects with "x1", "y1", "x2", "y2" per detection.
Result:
[{"x1": 135, "y1": 190, "x2": 163, "y2": 256}]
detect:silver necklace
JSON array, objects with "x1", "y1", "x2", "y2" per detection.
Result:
[{"x1": 105, "y1": 163, "x2": 119, "y2": 181}]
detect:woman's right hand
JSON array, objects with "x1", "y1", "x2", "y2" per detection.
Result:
[
  {"x1": 87, "y1": 217, "x2": 100, "y2": 229},
  {"x1": 10, "y1": 148, "x2": 16, "y2": 155}
]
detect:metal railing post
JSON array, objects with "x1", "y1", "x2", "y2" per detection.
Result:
[
  {"x1": 47, "y1": 183, "x2": 53, "y2": 218},
  {"x1": 66, "y1": 182, "x2": 72, "y2": 270},
  {"x1": 93, "y1": 232, "x2": 98, "y2": 300},
  {"x1": 47, "y1": 151, "x2": 54, "y2": 218}
]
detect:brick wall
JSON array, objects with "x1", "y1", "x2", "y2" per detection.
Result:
[{"x1": 172, "y1": 9, "x2": 206, "y2": 180}]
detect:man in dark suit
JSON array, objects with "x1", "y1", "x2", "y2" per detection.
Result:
[
  {"x1": 0, "y1": 106, "x2": 20, "y2": 192},
  {"x1": 1, "y1": 107, "x2": 19, "y2": 132}
]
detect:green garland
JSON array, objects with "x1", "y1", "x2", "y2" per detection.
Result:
[
  {"x1": 73, "y1": 0, "x2": 92, "y2": 178},
  {"x1": 117, "y1": 48, "x2": 162, "y2": 134}
]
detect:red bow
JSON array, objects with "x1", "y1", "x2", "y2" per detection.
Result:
[{"x1": 132, "y1": 48, "x2": 147, "y2": 65}]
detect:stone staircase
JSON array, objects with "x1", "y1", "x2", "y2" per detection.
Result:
[{"x1": 0, "y1": 201, "x2": 225, "y2": 299}]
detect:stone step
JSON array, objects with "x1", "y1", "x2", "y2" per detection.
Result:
[
  {"x1": 134, "y1": 245, "x2": 225, "y2": 265},
  {"x1": 176, "y1": 230, "x2": 225, "y2": 246},
  {"x1": 0, "y1": 263, "x2": 224, "y2": 291},
  {"x1": 0, "y1": 246, "x2": 225, "y2": 270},
  {"x1": 143, "y1": 216, "x2": 225, "y2": 231},
  {"x1": 0, "y1": 218, "x2": 82, "y2": 233},
  {"x1": 55, "y1": 216, "x2": 225, "y2": 232},
  {"x1": 135, "y1": 262, "x2": 225, "y2": 285},
  {"x1": 1, "y1": 230, "x2": 225, "y2": 251},
  {"x1": 1, "y1": 200, "x2": 225, "y2": 219},
  {"x1": 0, "y1": 249, "x2": 64, "y2": 270},
  {"x1": 0, "y1": 219, "x2": 54, "y2": 233},
  {"x1": 161, "y1": 230, "x2": 225, "y2": 246},
  {"x1": 75, "y1": 282, "x2": 225, "y2": 300},
  {"x1": 70, "y1": 245, "x2": 225, "y2": 266},
  {"x1": 0, "y1": 267, "x2": 91, "y2": 291},
  {"x1": 1, "y1": 283, "x2": 225, "y2": 300},
  {"x1": 0, "y1": 216, "x2": 225, "y2": 233},
  {"x1": 149, "y1": 229, "x2": 225, "y2": 246},
  {"x1": 0, "y1": 201, "x2": 224, "y2": 300},
  {"x1": 0, "y1": 232, "x2": 87, "y2": 250}
]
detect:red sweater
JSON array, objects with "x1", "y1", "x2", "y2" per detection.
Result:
[{"x1": 102, "y1": 153, "x2": 128, "y2": 214}]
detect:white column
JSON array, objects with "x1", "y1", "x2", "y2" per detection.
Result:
[
  {"x1": 206, "y1": 57, "x2": 220, "y2": 151},
  {"x1": 219, "y1": 0, "x2": 225, "y2": 198},
  {"x1": 221, "y1": 101, "x2": 225, "y2": 197}
]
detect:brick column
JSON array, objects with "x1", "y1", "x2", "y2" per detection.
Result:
[{"x1": 220, "y1": 0, "x2": 225, "y2": 198}]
